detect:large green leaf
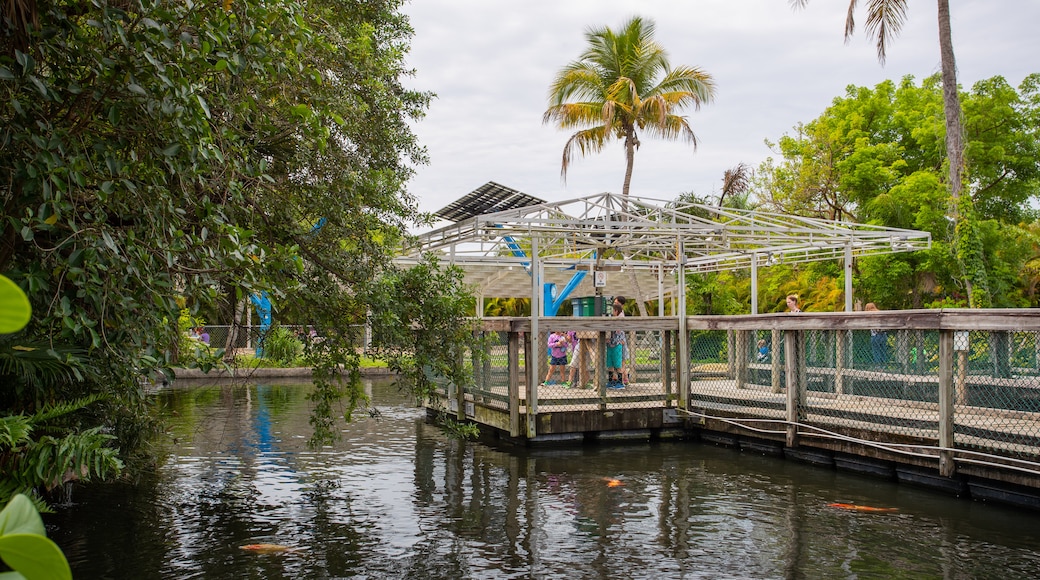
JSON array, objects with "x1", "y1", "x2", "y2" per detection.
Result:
[
  {"x1": 0, "y1": 275, "x2": 30, "y2": 334},
  {"x1": 0, "y1": 496, "x2": 43, "y2": 537},
  {"x1": 0, "y1": 496, "x2": 70, "y2": 580},
  {"x1": 0, "y1": 534, "x2": 71, "y2": 580}
]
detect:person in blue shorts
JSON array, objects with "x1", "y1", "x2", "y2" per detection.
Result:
[{"x1": 606, "y1": 298, "x2": 627, "y2": 389}]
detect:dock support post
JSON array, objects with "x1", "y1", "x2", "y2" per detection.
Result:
[{"x1": 938, "y1": 330, "x2": 956, "y2": 477}]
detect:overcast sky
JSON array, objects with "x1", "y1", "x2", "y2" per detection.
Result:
[{"x1": 400, "y1": 1, "x2": 1040, "y2": 219}]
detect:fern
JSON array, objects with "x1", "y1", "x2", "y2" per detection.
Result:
[{"x1": 0, "y1": 415, "x2": 31, "y2": 448}]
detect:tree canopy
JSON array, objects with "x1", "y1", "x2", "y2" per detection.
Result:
[
  {"x1": 0, "y1": 0, "x2": 476, "y2": 504},
  {"x1": 753, "y1": 74, "x2": 1040, "y2": 310}
]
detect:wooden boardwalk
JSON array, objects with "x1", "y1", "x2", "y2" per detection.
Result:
[{"x1": 454, "y1": 373, "x2": 1040, "y2": 462}]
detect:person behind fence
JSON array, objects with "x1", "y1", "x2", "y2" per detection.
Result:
[
  {"x1": 542, "y1": 330, "x2": 570, "y2": 386},
  {"x1": 607, "y1": 300, "x2": 627, "y2": 389},
  {"x1": 195, "y1": 326, "x2": 210, "y2": 344},
  {"x1": 565, "y1": 330, "x2": 589, "y2": 389},
  {"x1": 864, "y1": 302, "x2": 888, "y2": 365},
  {"x1": 756, "y1": 339, "x2": 769, "y2": 362}
]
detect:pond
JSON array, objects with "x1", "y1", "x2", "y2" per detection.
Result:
[{"x1": 48, "y1": 377, "x2": 1040, "y2": 579}]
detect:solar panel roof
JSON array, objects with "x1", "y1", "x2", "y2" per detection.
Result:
[{"x1": 434, "y1": 181, "x2": 546, "y2": 223}]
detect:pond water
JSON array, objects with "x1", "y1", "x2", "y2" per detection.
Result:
[{"x1": 48, "y1": 377, "x2": 1040, "y2": 579}]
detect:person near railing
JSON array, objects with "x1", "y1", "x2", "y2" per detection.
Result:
[
  {"x1": 756, "y1": 339, "x2": 769, "y2": 362},
  {"x1": 786, "y1": 294, "x2": 801, "y2": 313},
  {"x1": 542, "y1": 330, "x2": 571, "y2": 386},
  {"x1": 864, "y1": 302, "x2": 888, "y2": 366},
  {"x1": 607, "y1": 297, "x2": 628, "y2": 389}
]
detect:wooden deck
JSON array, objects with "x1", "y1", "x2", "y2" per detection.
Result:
[{"x1": 429, "y1": 311, "x2": 1040, "y2": 507}]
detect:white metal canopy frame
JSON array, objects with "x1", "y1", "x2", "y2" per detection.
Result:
[{"x1": 396, "y1": 182, "x2": 931, "y2": 311}]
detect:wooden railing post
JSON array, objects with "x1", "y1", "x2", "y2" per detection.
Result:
[
  {"x1": 736, "y1": 330, "x2": 749, "y2": 389},
  {"x1": 785, "y1": 330, "x2": 805, "y2": 447},
  {"x1": 663, "y1": 329, "x2": 673, "y2": 406},
  {"x1": 771, "y1": 328, "x2": 782, "y2": 394},
  {"x1": 525, "y1": 330, "x2": 537, "y2": 439},
  {"x1": 835, "y1": 330, "x2": 847, "y2": 395},
  {"x1": 508, "y1": 329, "x2": 520, "y2": 438},
  {"x1": 938, "y1": 329, "x2": 956, "y2": 477}
]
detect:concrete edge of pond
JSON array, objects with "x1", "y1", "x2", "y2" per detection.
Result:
[{"x1": 167, "y1": 366, "x2": 397, "y2": 380}]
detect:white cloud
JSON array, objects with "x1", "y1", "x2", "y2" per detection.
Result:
[{"x1": 401, "y1": 0, "x2": 1040, "y2": 215}]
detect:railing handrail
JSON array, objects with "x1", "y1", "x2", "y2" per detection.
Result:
[{"x1": 473, "y1": 309, "x2": 1040, "y2": 332}]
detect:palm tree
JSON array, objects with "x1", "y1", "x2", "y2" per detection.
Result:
[{"x1": 543, "y1": 16, "x2": 716, "y2": 199}]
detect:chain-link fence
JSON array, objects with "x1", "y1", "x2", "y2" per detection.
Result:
[
  {"x1": 687, "y1": 326, "x2": 1040, "y2": 462},
  {"x1": 433, "y1": 314, "x2": 1040, "y2": 477}
]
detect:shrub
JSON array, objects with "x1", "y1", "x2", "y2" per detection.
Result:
[{"x1": 262, "y1": 327, "x2": 303, "y2": 366}]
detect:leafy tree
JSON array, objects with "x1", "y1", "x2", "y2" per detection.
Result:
[
  {"x1": 543, "y1": 16, "x2": 716, "y2": 198},
  {"x1": 789, "y1": 0, "x2": 991, "y2": 305},
  {"x1": 757, "y1": 75, "x2": 1040, "y2": 308},
  {"x1": 0, "y1": 0, "x2": 475, "y2": 490}
]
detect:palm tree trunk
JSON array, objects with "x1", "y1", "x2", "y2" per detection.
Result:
[
  {"x1": 937, "y1": 0, "x2": 962, "y2": 205},
  {"x1": 622, "y1": 134, "x2": 636, "y2": 199}
]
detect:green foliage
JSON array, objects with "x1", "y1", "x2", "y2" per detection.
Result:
[
  {"x1": 0, "y1": 395, "x2": 123, "y2": 510},
  {"x1": 0, "y1": 275, "x2": 30, "y2": 334},
  {"x1": 359, "y1": 255, "x2": 482, "y2": 442},
  {"x1": 0, "y1": 494, "x2": 72, "y2": 580},
  {"x1": 756, "y1": 74, "x2": 1040, "y2": 308},
  {"x1": 438, "y1": 414, "x2": 481, "y2": 440}
]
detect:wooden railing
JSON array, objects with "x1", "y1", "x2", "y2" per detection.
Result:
[{"x1": 453, "y1": 309, "x2": 1040, "y2": 482}]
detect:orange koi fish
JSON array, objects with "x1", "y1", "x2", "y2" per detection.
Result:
[
  {"x1": 604, "y1": 478, "x2": 624, "y2": 487},
  {"x1": 240, "y1": 543, "x2": 298, "y2": 553},
  {"x1": 827, "y1": 503, "x2": 898, "y2": 513}
]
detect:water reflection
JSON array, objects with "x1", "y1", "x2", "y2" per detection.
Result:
[{"x1": 48, "y1": 378, "x2": 1040, "y2": 579}]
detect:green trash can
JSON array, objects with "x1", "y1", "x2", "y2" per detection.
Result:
[{"x1": 580, "y1": 296, "x2": 596, "y2": 317}]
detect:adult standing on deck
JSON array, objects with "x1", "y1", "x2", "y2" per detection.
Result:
[
  {"x1": 864, "y1": 302, "x2": 888, "y2": 365},
  {"x1": 607, "y1": 296, "x2": 628, "y2": 389},
  {"x1": 786, "y1": 294, "x2": 801, "y2": 313}
]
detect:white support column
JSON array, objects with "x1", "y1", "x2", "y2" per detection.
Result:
[
  {"x1": 844, "y1": 243, "x2": 853, "y2": 312},
  {"x1": 677, "y1": 240, "x2": 689, "y2": 410},
  {"x1": 751, "y1": 254, "x2": 759, "y2": 315},
  {"x1": 658, "y1": 264, "x2": 665, "y2": 317},
  {"x1": 527, "y1": 237, "x2": 540, "y2": 439}
]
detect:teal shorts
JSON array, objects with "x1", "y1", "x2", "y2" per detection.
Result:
[{"x1": 606, "y1": 344, "x2": 623, "y2": 369}]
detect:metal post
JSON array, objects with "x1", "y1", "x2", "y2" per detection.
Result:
[
  {"x1": 528, "y1": 238, "x2": 539, "y2": 439},
  {"x1": 751, "y1": 254, "x2": 758, "y2": 315},
  {"x1": 677, "y1": 241, "x2": 689, "y2": 410}
]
